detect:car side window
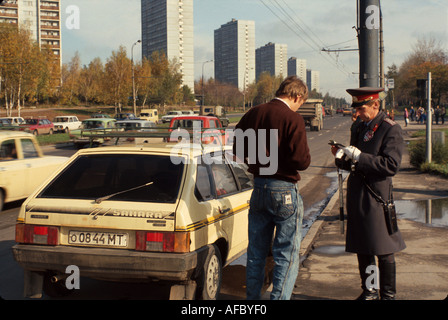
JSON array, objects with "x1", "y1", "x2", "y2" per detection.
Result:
[
  {"x1": 210, "y1": 159, "x2": 238, "y2": 197},
  {"x1": 0, "y1": 139, "x2": 17, "y2": 161},
  {"x1": 225, "y1": 152, "x2": 254, "y2": 191},
  {"x1": 21, "y1": 139, "x2": 39, "y2": 159},
  {"x1": 194, "y1": 162, "x2": 214, "y2": 202}
]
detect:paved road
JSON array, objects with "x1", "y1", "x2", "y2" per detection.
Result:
[{"x1": 0, "y1": 115, "x2": 352, "y2": 300}]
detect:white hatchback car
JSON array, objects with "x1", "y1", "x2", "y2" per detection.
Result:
[
  {"x1": 13, "y1": 139, "x2": 253, "y2": 300},
  {"x1": 0, "y1": 131, "x2": 68, "y2": 211}
]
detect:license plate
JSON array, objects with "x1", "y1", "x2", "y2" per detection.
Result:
[{"x1": 68, "y1": 230, "x2": 128, "y2": 247}]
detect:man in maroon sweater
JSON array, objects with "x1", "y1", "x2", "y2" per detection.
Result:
[{"x1": 233, "y1": 76, "x2": 311, "y2": 300}]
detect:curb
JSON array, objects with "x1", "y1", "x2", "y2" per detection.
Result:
[{"x1": 300, "y1": 177, "x2": 346, "y2": 258}]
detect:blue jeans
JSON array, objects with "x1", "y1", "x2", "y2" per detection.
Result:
[{"x1": 246, "y1": 177, "x2": 304, "y2": 300}]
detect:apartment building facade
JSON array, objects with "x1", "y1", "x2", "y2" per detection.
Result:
[
  {"x1": 214, "y1": 19, "x2": 255, "y2": 91},
  {"x1": 255, "y1": 42, "x2": 287, "y2": 80},
  {"x1": 287, "y1": 57, "x2": 307, "y2": 83},
  {"x1": 307, "y1": 69, "x2": 320, "y2": 93},
  {"x1": 0, "y1": 0, "x2": 61, "y2": 64},
  {"x1": 141, "y1": 0, "x2": 194, "y2": 91}
]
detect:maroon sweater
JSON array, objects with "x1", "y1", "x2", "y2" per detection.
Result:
[{"x1": 233, "y1": 99, "x2": 311, "y2": 183}]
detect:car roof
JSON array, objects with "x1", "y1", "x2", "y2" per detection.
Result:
[
  {"x1": 74, "y1": 143, "x2": 231, "y2": 158},
  {"x1": 0, "y1": 130, "x2": 34, "y2": 139},
  {"x1": 82, "y1": 118, "x2": 116, "y2": 122},
  {"x1": 116, "y1": 120, "x2": 154, "y2": 124},
  {"x1": 171, "y1": 116, "x2": 218, "y2": 120}
]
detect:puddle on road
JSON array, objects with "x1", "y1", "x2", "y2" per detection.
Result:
[{"x1": 396, "y1": 198, "x2": 448, "y2": 228}]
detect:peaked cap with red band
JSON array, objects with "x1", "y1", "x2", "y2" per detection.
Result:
[{"x1": 346, "y1": 87, "x2": 386, "y2": 108}]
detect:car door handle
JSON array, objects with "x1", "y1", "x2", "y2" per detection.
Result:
[{"x1": 219, "y1": 207, "x2": 231, "y2": 215}]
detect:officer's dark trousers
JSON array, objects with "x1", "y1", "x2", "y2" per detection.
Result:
[{"x1": 357, "y1": 253, "x2": 396, "y2": 300}]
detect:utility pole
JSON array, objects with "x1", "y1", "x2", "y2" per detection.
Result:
[
  {"x1": 358, "y1": 0, "x2": 380, "y2": 88},
  {"x1": 426, "y1": 72, "x2": 432, "y2": 163},
  {"x1": 379, "y1": 4, "x2": 386, "y2": 110}
]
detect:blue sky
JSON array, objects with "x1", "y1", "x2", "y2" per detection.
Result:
[{"x1": 61, "y1": 0, "x2": 447, "y2": 98}]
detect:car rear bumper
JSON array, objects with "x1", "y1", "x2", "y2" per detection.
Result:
[{"x1": 12, "y1": 244, "x2": 205, "y2": 282}]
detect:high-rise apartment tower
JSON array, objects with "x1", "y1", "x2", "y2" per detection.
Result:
[
  {"x1": 0, "y1": 0, "x2": 61, "y2": 65},
  {"x1": 255, "y1": 42, "x2": 287, "y2": 80},
  {"x1": 214, "y1": 19, "x2": 255, "y2": 91},
  {"x1": 141, "y1": 0, "x2": 194, "y2": 91}
]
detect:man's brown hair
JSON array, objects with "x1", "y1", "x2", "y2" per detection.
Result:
[{"x1": 275, "y1": 76, "x2": 309, "y2": 101}]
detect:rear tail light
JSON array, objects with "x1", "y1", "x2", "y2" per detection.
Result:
[
  {"x1": 135, "y1": 231, "x2": 190, "y2": 253},
  {"x1": 16, "y1": 224, "x2": 59, "y2": 246}
]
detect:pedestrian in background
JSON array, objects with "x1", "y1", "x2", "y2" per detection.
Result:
[
  {"x1": 409, "y1": 106, "x2": 415, "y2": 122},
  {"x1": 435, "y1": 106, "x2": 441, "y2": 125},
  {"x1": 404, "y1": 108, "x2": 409, "y2": 127},
  {"x1": 233, "y1": 76, "x2": 311, "y2": 300},
  {"x1": 441, "y1": 105, "x2": 446, "y2": 124},
  {"x1": 331, "y1": 87, "x2": 406, "y2": 300}
]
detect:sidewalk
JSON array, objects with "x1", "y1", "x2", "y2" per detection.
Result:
[{"x1": 293, "y1": 119, "x2": 448, "y2": 300}]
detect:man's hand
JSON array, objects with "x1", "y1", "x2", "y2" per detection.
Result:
[{"x1": 342, "y1": 146, "x2": 361, "y2": 162}]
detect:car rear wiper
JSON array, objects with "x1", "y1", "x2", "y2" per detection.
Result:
[{"x1": 95, "y1": 182, "x2": 153, "y2": 204}]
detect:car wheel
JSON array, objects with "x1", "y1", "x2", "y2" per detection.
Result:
[
  {"x1": 49, "y1": 129, "x2": 53, "y2": 135},
  {"x1": 33, "y1": 130, "x2": 38, "y2": 136},
  {"x1": 197, "y1": 244, "x2": 222, "y2": 300},
  {"x1": 64, "y1": 127, "x2": 70, "y2": 134}
]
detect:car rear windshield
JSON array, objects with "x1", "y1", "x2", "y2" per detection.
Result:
[{"x1": 38, "y1": 154, "x2": 184, "y2": 203}]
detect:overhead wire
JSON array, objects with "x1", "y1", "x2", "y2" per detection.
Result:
[{"x1": 259, "y1": 0, "x2": 356, "y2": 78}]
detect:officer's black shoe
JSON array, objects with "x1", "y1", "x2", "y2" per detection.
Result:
[{"x1": 356, "y1": 288, "x2": 379, "y2": 300}]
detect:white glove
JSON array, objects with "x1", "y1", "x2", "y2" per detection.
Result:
[
  {"x1": 342, "y1": 146, "x2": 361, "y2": 162},
  {"x1": 335, "y1": 148, "x2": 345, "y2": 159}
]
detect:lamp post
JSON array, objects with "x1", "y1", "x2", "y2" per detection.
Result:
[
  {"x1": 131, "y1": 40, "x2": 141, "y2": 115},
  {"x1": 201, "y1": 60, "x2": 213, "y2": 114}
]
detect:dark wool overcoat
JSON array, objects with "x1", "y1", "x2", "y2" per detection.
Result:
[{"x1": 337, "y1": 111, "x2": 406, "y2": 255}]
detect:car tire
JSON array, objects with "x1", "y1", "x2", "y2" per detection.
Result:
[
  {"x1": 196, "y1": 244, "x2": 222, "y2": 300},
  {"x1": 49, "y1": 129, "x2": 53, "y2": 135},
  {"x1": 33, "y1": 130, "x2": 38, "y2": 136}
]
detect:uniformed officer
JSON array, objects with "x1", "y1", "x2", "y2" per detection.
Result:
[{"x1": 331, "y1": 87, "x2": 406, "y2": 300}]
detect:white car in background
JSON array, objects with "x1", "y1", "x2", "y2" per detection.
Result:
[
  {"x1": 0, "y1": 131, "x2": 68, "y2": 211},
  {"x1": 52, "y1": 116, "x2": 82, "y2": 134}
]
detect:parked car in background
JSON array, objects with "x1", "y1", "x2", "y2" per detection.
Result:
[
  {"x1": 116, "y1": 120, "x2": 156, "y2": 132},
  {"x1": 20, "y1": 118, "x2": 54, "y2": 135},
  {"x1": 0, "y1": 117, "x2": 25, "y2": 126},
  {"x1": 70, "y1": 118, "x2": 116, "y2": 148},
  {"x1": 161, "y1": 110, "x2": 182, "y2": 123},
  {"x1": 52, "y1": 116, "x2": 82, "y2": 134},
  {"x1": 139, "y1": 109, "x2": 159, "y2": 123},
  {"x1": 114, "y1": 113, "x2": 139, "y2": 120},
  {"x1": 116, "y1": 120, "x2": 156, "y2": 144},
  {"x1": 12, "y1": 140, "x2": 253, "y2": 300},
  {"x1": 0, "y1": 131, "x2": 68, "y2": 211},
  {"x1": 91, "y1": 113, "x2": 112, "y2": 119},
  {"x1": 168, "y1": 115, "x2": 228, "y2": 144}
]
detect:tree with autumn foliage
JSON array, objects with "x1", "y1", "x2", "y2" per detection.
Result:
[
  {"x1": 0, "y1": 23, "x2": 59, "y2": 116},
  {"x1": 394, "y1": 36, "x2": 448, "y2": 106}
]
